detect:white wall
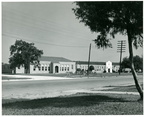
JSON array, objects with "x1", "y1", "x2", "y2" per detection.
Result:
[
  {"x1": 106, "y1": 61, "x2": 112, "y2": 73},
  {"x1": 16, "y1": 66, "x2": 25, "y2": 74},
  {"x1": 59, "y1": 62, "x2": 76, "y2": 73},
  {"x1": 30, "y1": 61, "x2": 51, "y2": 74}
]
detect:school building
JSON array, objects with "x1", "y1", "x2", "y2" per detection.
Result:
[
  {"x1": 13, "y1": 56, "x2": 119, "y2": 74},
  {"x1": 76, "y1": 61, "x2": 119, "y2": 73},
  {"x1": 16, "y1": 56, "x2": 76, "y2": 74}
]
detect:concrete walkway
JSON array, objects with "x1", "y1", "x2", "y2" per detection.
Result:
[{"x1": 2, "y1": 74, "x2": 76, "y2": 82}]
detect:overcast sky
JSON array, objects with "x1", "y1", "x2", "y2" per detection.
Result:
[{"x1": 2, "y1": 2, "x2": 143, "y2": 63}]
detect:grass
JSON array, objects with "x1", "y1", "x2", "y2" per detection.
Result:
[
  {"x1": 2, "y1": 77, "x2": 31, "y2": 80},
  {"x1": 2, "y1": 93, "x2": 143, "y2": 115},
  {"x1": 103, "y1": 84, "x2": 143, "y2": 92},
  {"x1": 2, "y1": 74, "x2": 143, "y2": 115}
]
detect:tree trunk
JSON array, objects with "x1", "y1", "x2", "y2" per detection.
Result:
[
  {"x1": 24, "y1": 62, "x2": 30, "y2": 74},
  {"x1": 127, "y1": 31, "x2": 143, "y2": 100}
]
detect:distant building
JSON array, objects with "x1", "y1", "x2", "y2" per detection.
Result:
[
  {"x1": 14, "y1": 56, "x2": 120, "y2": 74},
  {"x1": 15, "y1": 56, "x2": 76, "y2": 74},
  {"x1": 2, "y1": 63, "x2": 12, "y2": 74},
  {"x1": 76, "y1": 61, "x2": 119, "y2": 73}
]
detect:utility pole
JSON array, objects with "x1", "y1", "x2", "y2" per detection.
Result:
[
  {"x1": 119, "y1": 41, "x2": 123, "y2": 75},
  {"x1": 117, "y1": 40, "x2": 126, "y2": 75},
  {"x1": 87, "y1": 43, "x2": 91, "y2": 77}
]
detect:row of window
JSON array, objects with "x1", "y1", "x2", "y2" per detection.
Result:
[
  {"x1": 79, "y1": 65, "x2": 105, "y2": 69},
  {"x1": 33, "y1": 65, "x2": 74, "y2": 72},
  {"x1": 60, "y1": 66, "x2": 69, "y2": 71},
  {"x1": 33, "y1": 66, "x2": 50, "y2": 71},
  {"x1": 60, "y1": 65, "x2": 74, "y2": 69}
]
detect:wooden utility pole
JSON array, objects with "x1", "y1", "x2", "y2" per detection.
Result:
[
  {"x1": 117, "y1": 40, "x2": 126, "y2": 75},
  {"x1": 119, "y1": 41, "x2": 123, "y2": 75},
  {"x1": 87, "y1": 43, "x2": 91, "y2": 76}
]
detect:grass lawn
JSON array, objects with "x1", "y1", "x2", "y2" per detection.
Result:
[
  {"x1": 2, "y1": 93, "x2": 143, "y2": 115},
  {"x1": 2, "y1": 76, "x2": 31, "y2": 80},
  {"x1": 103, "y1": 84, "x2": 143, "y2": 92}
]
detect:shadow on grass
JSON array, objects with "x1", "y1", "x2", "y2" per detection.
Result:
[
  {"x1": 104, "y1": 84, "x2": 143, "y2": 92},
  {"x1": 3, "y1": 94, "x2": 132, "y2": 109}
]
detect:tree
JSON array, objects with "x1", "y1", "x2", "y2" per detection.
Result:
[
  {"x1": 89, "y1": 65, "x2": 94, "y2": 71},
  {"x1": 121, "y1": 57, "x2": 131, "y2": 70},
  {"x1": 73, "y1": 1, "x2": 143, "y2": 99},
  {"x1": 9, "y1": 40, "x2": 43, "y2": 74},
  {"x1": 122, "y1": 55, "x2": 143, "y2": 72},
  {"x1": 133, "y1": 55, "x2": 143, "y2": 72}
]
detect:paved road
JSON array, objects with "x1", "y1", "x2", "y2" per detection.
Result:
[{"x1": 2, "y1": 75, "x2": 143, "y2": 100}]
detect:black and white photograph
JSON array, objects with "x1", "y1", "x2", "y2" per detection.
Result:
[{"x1": 1, "y1": 0, "x2": 143, "y2": 115}]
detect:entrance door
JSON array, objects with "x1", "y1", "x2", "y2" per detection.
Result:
[
  {"x1": 108, "y1": 68, "x2": 110, "y2": 73},
  {"x1": 55, "y1": 66, "x2": 59, "y2": 73}
]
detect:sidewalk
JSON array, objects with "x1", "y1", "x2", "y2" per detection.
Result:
[{"x1": 2, "y1": 74, "x2": 76, "y2": 82}]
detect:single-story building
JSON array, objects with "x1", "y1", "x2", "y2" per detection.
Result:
[
  {"x1": 76, "y1": 61, "x2": 119, "y2": 73},
  {"x1": 2, "y1": 63, "x2": 12, "y2": 74},
  {"x1": 14, "y1": 56, "x2": 120, "y2": 74},
  {"x1": 16, "y1": 56, "x2": 76, "y2": 74}
]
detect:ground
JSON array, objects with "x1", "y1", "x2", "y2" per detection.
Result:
[
  {"x1": 2, "y1": 73, "x2": 143, "y2": 115},
  {"x1": 2, "y1": 92, "x2": 143, "y2": 115}
]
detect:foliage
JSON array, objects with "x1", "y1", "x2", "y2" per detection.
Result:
[
  {"x1": 73, "y1": 1, "x2": 143, "y2": 49},
  {"x1": 133, "y1": 56, "x2": 143, "y2": 71},
  {"x1": 121, "y1": 57, "x2": 131, "y2": 69},
  {"x1": 73, "y1": 1, "x2": 143, "y2": 99},
  {"x1": 89, "y1": 65, "x2": 94, "y2": 71},
  {"x1": 121, "y1": 56, "x2": 143, "y2": 71},
  {"x1": 9, "y1": 40, "x2": 43, "y2": 73}
]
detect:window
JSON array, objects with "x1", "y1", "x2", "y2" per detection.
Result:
[
  {"x1": 65, "y1": 67, "x2": 67, "y2": 71},
  {"x1": 67, "y1": 67, "x2": 69, "y2": 71},
  {"x1": 33, "y1": 66, "x2": 36, "y2": 71},
  {"x1": 71, "y1": 65, "x2": 73, "y2": 69},
  {"x1": 39, "y1": 67, "x2": 41, "y2": 71},
  {"x1": 60, "y1": 67, "x2": 61, "y2": 71},
  {"x1": 62, "y1": 67, "x2": 64, "y2": 71},
  {"x1": 42, "y1": 66, "x2": 44, "y2": 71},
  {"x1": 48, "y1": 67, "x2": 50, "y2": 71},
  {"x1": 45, "y1": 66, "x2": 47, "y2": 71}
]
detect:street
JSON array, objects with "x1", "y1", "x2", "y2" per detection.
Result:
[{"x1": 2, "y1": 75, "x2": 143, "y2": 100}]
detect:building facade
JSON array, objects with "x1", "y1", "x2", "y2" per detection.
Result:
[
  {"x1": 14, "y1": 56, "x2": 119, "y2": 74},
  {"x1": 15, "y1": 56, "x2": 76, "y2": 74},
  {"x1": 76, "y1": 61, "x2": 119, "y2": 73},
  {"x1": 2, "y1": 63, "x2": 12, "y2": 74}
]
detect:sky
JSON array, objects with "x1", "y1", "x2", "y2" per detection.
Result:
[{"x1": 2, "y1": 2, "x2": 143, "y2": 64}]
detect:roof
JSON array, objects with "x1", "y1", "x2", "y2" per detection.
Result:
[
  {"x1": 76, "y1": 61, "x2": 106, "y2": 65},
  {"x1": 39, "y1": 56, "x2": 72, "y2": 63},
  {"x1": 76, "y1": 61, "x2": 119, "y2": 65},
  {"x1": 113, "y1": 62, "x2": 119, "y2": 65}
]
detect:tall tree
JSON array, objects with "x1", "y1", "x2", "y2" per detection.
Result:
[
  {"x1": 121, "y1": 57, "x2": 131, "y2": 69},
  {"x1": 122, "y1": 55, "x2": 143, "y2": 72},
  {"x1": 9, "y1": 40, "x2": 43, "y2": 74},
  {"x1": 73, "y1": 1, "x2": 143, "y2": 99}
]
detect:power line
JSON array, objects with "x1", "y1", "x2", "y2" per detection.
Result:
[
  {"x1": 2, "y1": 12, "x2": 93, "y2": 43},
  {"x1": 3, "y1": 17, "x2": 91, "y2": 43},
  {"x1": 2, "y1": 4, "x2": 92, "y2": 41},
  {"x1": 2, "y1": 33, "x2": 89, "y2": 48}
]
